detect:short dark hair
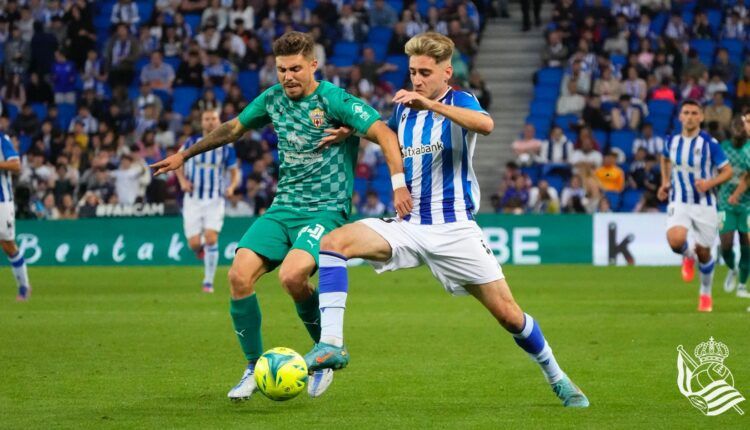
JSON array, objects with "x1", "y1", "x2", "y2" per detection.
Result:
[
  {"x1": 680, "y1": 99, "x2": 703, "y2": 112},
  {"x1": 272, "y1": 31, "x2": 315, "y2": 59}
]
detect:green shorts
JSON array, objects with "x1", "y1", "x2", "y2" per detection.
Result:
[
  {"x1": 719, "y1": 206, "x2": 750, "y2": 234},
  {"x1": 237, "y1": 206, "x2": 348, "y2": 270}
]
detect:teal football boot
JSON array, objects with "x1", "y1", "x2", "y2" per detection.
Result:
[
  {"x1": 304, "y1": 342, "x2": 350, "y2": 372},
  {"x1": 551, "y1": 375, "x2": 590, "y2": 408}
]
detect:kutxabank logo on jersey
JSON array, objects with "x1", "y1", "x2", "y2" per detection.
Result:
[{"x1": 676, "y1": 337, "x2": 745, "y2": 416}]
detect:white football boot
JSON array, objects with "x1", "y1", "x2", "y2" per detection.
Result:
[
  {"x1": 227, "y1": 366, "x2": 257, "y2": 401},
  {"x1": 307, "y1": 369, "x2": 334, "y2": 398},
  {"x1": 737, "y1": 284, "x2": 750, "y2": 298},
  {"x1": 724, "y1": 269, "x2": 738, "y2": 293}
]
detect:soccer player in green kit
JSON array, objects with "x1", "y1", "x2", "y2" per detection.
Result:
[
  {"x1": 152, "y1": 31, "x2": 412, "y2": 400},
  {"x1": 719, "y1": 112, "x2": 750, "y2": 299}
]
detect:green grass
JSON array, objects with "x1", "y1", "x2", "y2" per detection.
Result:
[{"x1": 1, "y1": 265, "x2": 749, "y2": 429}]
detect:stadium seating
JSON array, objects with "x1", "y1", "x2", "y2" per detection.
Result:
[
  {"x1": 237, "y1": 70, "x2": 260, "y2": 101},
  {"x1": 172, "y1": 87, "x2": 201, "y2": 116},
  {"x1": 610, "y1": 131, "x2": 637, "y2": 161}
]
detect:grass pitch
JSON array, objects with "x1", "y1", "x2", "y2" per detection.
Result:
[{"x1": 1, "y1": 265, "x2": 748, "y2": 429}]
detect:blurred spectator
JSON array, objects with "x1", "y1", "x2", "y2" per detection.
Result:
[
  {"x1": 571, "y1": 132, "x2": 602, "y2": 170},
  {"x1": 512, "y1": 124, "x2": 543, "y2": 166},
  {"x1": 595, "y1": 151, "x2": 625, "y2": 192},
  {"x1": 141, "y1": 51, "x2": 176, "y2": 93},
  {"x1": 26, "y1": 72, "x2": 54, "y2": 105},
  {"x1": 176, "y1": 50, "x2": 205, "y2": 87},
  {"x1": 650, "y1": 77, "x2": 677, "y2": 103},
  {"x1": 111, "y1": 0, "x2": 140, "y2": 33},
  {"x1": 360, "y1": 190, "x2": 386, "y2": 216},
  {"x1": 4, "y1": 23, "x2": 30, "y2": 76},
  {"x1": 561, "y1": 59, "x2": 591, "y2": 95},
  {"x1": 370, "y1": 0, "x2": 398, "y2": 27},
  {"x1": 111, "y1": 154, "x2": 148, "y2": 205},
  {"x1": 712, "y1": 49, "x2": 738, "y2": 84},
  {"x1": 1, "y1": 73, "x2": 26, "y2": 109},
  {"x1": 632, "y1": 123, "x2": 664, "y2": 156},
  {"x1": 134, "y1": 83, "x2": 164, "y2": 116},
  {"x1": 52, "y1": 50, "x2": 77, "y2": 104},
  {"x1": 722, "y1": 11, "x2": 746, "y2": 40},
  {"x1": 557, "y1": 80, "x2": 585, "y2": 115},
  {"x1": 738, "y1": 65, "x2": 750, "y2": 112},
  {"x1": 259, "y1": 54, "x2": 278, "y2": 90},
  {"x1": 542, "y1": 30, "x2": 568, "y2": 67},
  {"x1": 68, "y1": 106, "x2": 98, "y2": 135},
  {"x1": 705, "y1": 74, "x2": 728, "y2": 101},
  {"x1": 561, "y1": 175, "x2": 589, "y2": 213},
  {"x1": 56, "y1": 193, "x2": 78, "y2": 219},
  {"x1": 226, "y1": 189, "x2": 254, "y2": 217},
  {"x1": 202, "y1": 0, "x2": 229, "y2": 30},
  {"x1": 611, "y1": 95, "x2": 641, "y2": 130},
  {"x1": 105, "y1": 23, "x2": 140, "y2": 88},
  {"x1": 245, "y1": 173, "x2": 270, "y2": 215},
  {"x1": 582, "y1": 95, "x2": 610, "y2": 130},
  {"x1": 596, "y1": 196, "x2": 612, "y2": 213},
  {"x1": 540, "y1": 125, "x2": 574, "y2": 163},
  {"x1": 469, "y1": 71, "x2": 491, "y2": 110},
  {"x1": 680, "y1": 76, "x2": 705, "y2": 101},
  {"x1": 339, "y1": 4, "x2": 368, "y2": 42},
  {"x1": 30, "y1": 20, "x2": 58, "y2": 75},
  {"x1": 593, "y1": 67, "x2": 622, "y2": 103},
  {"x1": 12, "y1": 104, "x2": 40, "y2": 137},
  {"x1": 520, "y1": 0, "x2": 542, "y2": 31},
  {"x1": 501, "y1": 175, "x2": 530, "y2": 214},
  {"x1": 704, "y1": 92, "x2": 732, "y2": 134},
  {"x1": 229, "y1": 0, "x2": 255, "y2": 30},
  {"x1": 622, "y1": 66, "x2": 647, "y2": 101},
  {"x1": 692, "y1": 10, "x2": 714, "y2": 39},
  {"x1": 528, "y1": 179, "x2": 560, "y2": 213}
]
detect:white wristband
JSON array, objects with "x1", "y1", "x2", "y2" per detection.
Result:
[{"x1": 391, "y1": 173, "x2": 406, "y2": 190}]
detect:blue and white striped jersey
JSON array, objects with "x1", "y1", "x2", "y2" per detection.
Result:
[
  {"x1": 388, "y1": 88, "x2": 485, "y2": 224},
  {"x1": 182, "y1": 136, "x2": 238, "y2": 200},
  {"x1": 663, "y1": 131, "x2": 728, "y2": 207},
  {"x1": 0, "y1": 133, "x2": 19, "y2": 203}
]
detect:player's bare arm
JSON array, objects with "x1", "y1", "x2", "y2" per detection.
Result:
[
  {"x1": 175, "y1": 165, "x2": 193, "y2": 193},
  {"x1": 150, "y1": 118, "x2": 247, "y2": 175},
  {"x1": 658, "y1": 155, "x2": 671, "y2": 201},
  {"x1": 0, "y1": 159, "x2": 21, "y2": 174},
  {"x1": 392, "y1": 89, "x2": 494, "y2": 135},
  {"x1": 695, "y1": 164, "x2": 733, "y2": 193},
  {"x1": 225, "y1": 167, "x2": 240, "y2": 197},
  {"x1": 364, "y1": 120, "x2": 413, "y2": 218},
  {"x1": 728, "y1": 172, "x2": 748, "y2": 205}
]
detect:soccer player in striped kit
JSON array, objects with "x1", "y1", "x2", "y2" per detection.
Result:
[
  {"x1": 303, "y1": 33, "x2": 589, "y2": 407},
  {"x1": 658, "y1": 100, "x2": 733, "y2": 312},
  {"x1": 0, "y1": 132, "x2": 31, "y2": 301},
  {"x1": 176, "y1": 109, "x2": 240, "y2": 293}
]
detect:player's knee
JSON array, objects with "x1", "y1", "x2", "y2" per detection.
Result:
[
  {"x1": 228, "y1": 266, "x2": 254, "y2": 297},
  {"x1": 320, "y1": 231, "x2": 348, "y2": 256},
  {"x1": 278, "y1": 267, "x2": 307, "y2": 296}
]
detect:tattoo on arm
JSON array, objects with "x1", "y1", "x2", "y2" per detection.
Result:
[{"x1": 183, "y1": 120, "x2": 244, "y2": 161}]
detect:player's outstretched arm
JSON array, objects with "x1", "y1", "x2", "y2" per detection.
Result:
[
  {"x1": 0, "y1": 159, "x2": 21, "y2": 174},
  {"x1": 150, "y1": 118, "x2": 248, "y2": 175},
  {"x1": 364, "y1": 121, "x2": 413, "y2": 218},
  {"x1": 392, "y1": 90, "x2": 494, "y2": 135}
]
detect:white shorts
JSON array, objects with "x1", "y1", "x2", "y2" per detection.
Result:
[
  {"x1": 0, "y1": 202, "x2": 15, "y2": 241},
  {"x1": 183, "y1": 197, "x2": 225, "y2": 238},
  {"x1": 359, "y1": 218, "x2": 504, "y2": 296},
  {"x1": 666, "y1": 203, "x2": 719, "y2": 247}
]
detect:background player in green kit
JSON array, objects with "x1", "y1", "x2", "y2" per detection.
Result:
[
  {"x1": 718, "y1": 112, "x2": 750, "y2": 298},
  {"x1": 151, "y1": 32, "x2": 412, "y2": 400}
]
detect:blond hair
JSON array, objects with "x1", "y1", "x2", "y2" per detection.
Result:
[{"x1": 404, "y1": 32, "x2": 454, "y2": 64}]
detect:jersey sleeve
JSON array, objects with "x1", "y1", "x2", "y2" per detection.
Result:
[
  {"x1": 387, "y1": 104, "x2": 402, "y2": 131},
  {"x1": 453, "y1": 90, "x2": 489, "y2": 115},
  {"x1": 662, "y1": 135, "x2": 671, "y2": 158},
  {"x1": 326, "y1": 87, "x2": 380, "y2": 135},
  {"x1": 1, "y1": 135, "x2": 19, "y2": 160},
  {"x1": 225, "y1": 145, "x2": 238, "y2": 169},
  {"x1": 238, "y1": 87, "x2": 273, "y2": 129},
  {"x1": 709, "y1": 138, "x2": 728, "y2": 169}
]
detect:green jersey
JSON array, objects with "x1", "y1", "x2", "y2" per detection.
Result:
[
  {"x1": 718, "y1": 139, "x2": 750, "y2": 210},
  {"x1": 238, "y1": 81, "x2": 379, "y2": 215}
]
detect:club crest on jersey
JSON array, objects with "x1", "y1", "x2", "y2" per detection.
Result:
[{"x1": 309, "y1": 108, "x2": 325, "y2": 128}]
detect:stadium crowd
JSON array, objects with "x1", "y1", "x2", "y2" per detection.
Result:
[
  {"x1": 497, "y1": 0, "x2": 750, "y2": 214},
  {"x1": 0, "y1": 0, "x2": 492, "y2": 220}
]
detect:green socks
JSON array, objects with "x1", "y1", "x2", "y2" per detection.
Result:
[
  {"x1": 295, "y1": 289, "x2": 321, "y2": 343},
  {"x1": 230, "y1": 294, "x2": 263, "y2": 362},
  {"x1": 722, "y1": 248, "x2": 736, "y2": 270},
  {"x1": 740, "y1": 245, "x2": 750, "y2": 284}
]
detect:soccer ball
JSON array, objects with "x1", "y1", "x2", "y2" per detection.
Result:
[{"x1": 254, "y1": 347, "x2": 308, "y2": 401}]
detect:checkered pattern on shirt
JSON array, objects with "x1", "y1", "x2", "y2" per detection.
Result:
[
  {"x1": 718, "y1": 140, "x2": 750, "y2": 210},
  {"x1": 254, "y1": 83, "x2": 370, "y2": 214}
]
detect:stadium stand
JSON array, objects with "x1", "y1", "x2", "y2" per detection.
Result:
[{"x1": 0, "y1": 0, "x2": 492, "y2": 220}]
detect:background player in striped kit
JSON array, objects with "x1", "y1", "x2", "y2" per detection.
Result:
[
  {"x1": 718, "y1": 112, "x2": 750, "y2": 299},
  {"x1": 304, "y1": 32, "x2": 589, "y2": 408},
  {"x1": 176, "y1": 110, "x2": 240, "y2": 293},
  {"x1": 658, "y1": 100, "x2": 733, "y2": 312},
  {"x1": 0, "y1": 132, "x2": 31, "y2": 301}
]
